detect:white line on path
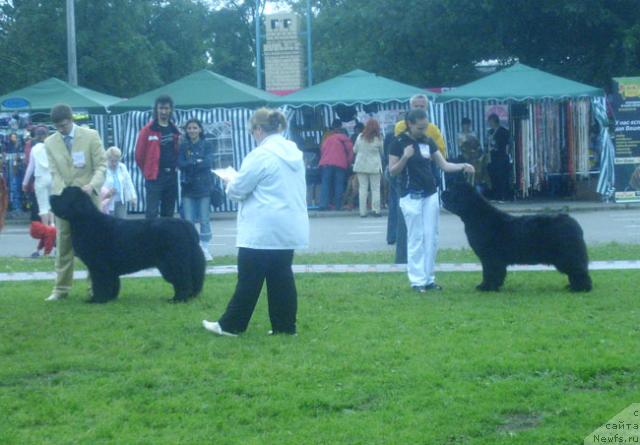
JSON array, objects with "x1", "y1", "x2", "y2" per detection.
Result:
[
  {"x1": 1, "y1": 261, "x2": 639, "y2": 282},
  {"x1": 337, "y1": 239, "x2": 376, "y2": 243}
]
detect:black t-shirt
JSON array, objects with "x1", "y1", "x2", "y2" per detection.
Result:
[
  {"x1": 489, "y1": 126, "x2": 509, "y2": 155},
  {"x1": 390, "y1": 132, "x2": 439, "y2": 197},
  {"x1": 158, "y1": 124, "x2": 177, "y2": 169}
]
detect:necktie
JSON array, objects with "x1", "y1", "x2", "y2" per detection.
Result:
[{"x1": 64, "y1": 135, "x2": 73, "y2": 152}]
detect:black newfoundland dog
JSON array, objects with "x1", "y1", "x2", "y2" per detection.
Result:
[
  {"x1": 441, "y1": 180, "x2": 592, "y2": 292},
  {"x1": 50, "y1": 186, "x2": 205, "y2": 303}
]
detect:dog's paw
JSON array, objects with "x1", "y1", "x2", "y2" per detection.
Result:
[
  {"x1": 86, "y1": 298, "x2": 108, "y2": 304},
  {"x1": 476, "y1": 283, "x2": 499, "y2": 292},
  {"x1": 567, "y1": 284, "x2": 592, "y2": 293}
]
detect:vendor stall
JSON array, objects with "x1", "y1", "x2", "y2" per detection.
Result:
[
  {"x1": 270, "y1": 69, "x2": 443, "y2": 207},
  {"x1": 0, "y1": 78, "x2": 122, "y2": 212},
  {"x1": 437, "y1": 63, "x2": 611, "y2": 200},
  {"x1": 109, "y1": 69, "x2": 279, "y2": 212}
]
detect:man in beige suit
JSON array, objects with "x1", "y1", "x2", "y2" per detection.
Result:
[{"x1": 45, "y1": 104, "x2": 107, "y2": 301}]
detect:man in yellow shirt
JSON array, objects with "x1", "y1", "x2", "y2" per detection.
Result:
[{"x1": 394, "y1": 94, "x2": 447, "y2": 158}]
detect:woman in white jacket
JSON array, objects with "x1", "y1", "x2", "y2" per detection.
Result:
[
  {"x1": 203, "y1": 108, "x2": 309, "y2": 336},
  {"x1": 100, "y1": 147, "x2": 137, "y2": 218}
]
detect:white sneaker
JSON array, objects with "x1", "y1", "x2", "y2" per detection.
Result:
[
  {"x1": 202, "y1": 320, "x2": 237, "y2": 337},
  {"x1": 200, "y1": 243, "x2": 212, "y2": 261},
  {"x1": 45, "y1": 293, "x2": 67, "y2": 302},
  {"x1": 267, "y1": 330, "x2": 297, "y2": 336}
]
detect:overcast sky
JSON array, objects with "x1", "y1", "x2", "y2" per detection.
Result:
[{"x1": 262, "y1": 1, "x2": 291, "y2": 14}]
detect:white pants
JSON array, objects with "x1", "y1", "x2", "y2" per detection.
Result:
[
  {"x1": 34, "y1": 181, "x2": 52, "y2": 215},
  {"x1": 357, "y1": 173, "x2": 381, "y2": 215},
  {"x1": 399, "y1": 193, "x2": 439, "y2": 287}
]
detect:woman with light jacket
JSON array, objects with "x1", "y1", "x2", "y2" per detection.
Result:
[
  {"x1": 353, "y1": 118, "x2": 384, "y2": 217},
  {"x1": 100, "y1": 146, "x2": 137, "y2": 218},
  {"x1": 203, "y1": 108, "x2": 309, "y2": 336}
]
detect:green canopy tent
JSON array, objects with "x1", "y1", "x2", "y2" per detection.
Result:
[
  {"x1": 270, "y1": 69, "x2": 435, "y2": 107},
  {"x1": 109, "y1": 70, "x2": 280, "y2": 214},
  {"x1": 0, "y1": 77, "x2": 122, "y2": 114},
  {"x1": 110, "y1": 69, "x2": 277, "y2": 111},
  {"x1": 269, "y1": 69, "x2": 444, "y2": 209},
  {"x1": 435, "y1": 63, "x2": 609, "y2": 199},
  {"x1": 270, "y1": 68, "x2": 442, "y2": 146},
  {"x1": 0, "y1": 78, "x2": 121, "y2": 214},
  {"x1": 437, "y1": 63, "x2": 602, "y2": 102}
]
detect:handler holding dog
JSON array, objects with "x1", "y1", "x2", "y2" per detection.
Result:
[
  {"x1": 45, "y1": 104, "x2": 107, "y2": 301},
  {"x1": 389, "y1": 109, "x2": 474, "y2": 293},
  {"x1": 203, "y1": 108, "x2": 309, "y2": 336}
]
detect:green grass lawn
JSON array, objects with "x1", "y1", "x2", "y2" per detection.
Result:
[{"x1": 1, "y1": 266, "x2": 638, "y2": 444}]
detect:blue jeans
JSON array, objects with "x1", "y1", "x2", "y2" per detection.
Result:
[
  {"x1": 319, "y1": 166, "x2": 346, "y2": 210},
  {"x1": 145, "y1": 169, "x2": 177, "y2": 218},
  {"x1": 182, "y1": 196, "x2": 212, "y2": 243}
]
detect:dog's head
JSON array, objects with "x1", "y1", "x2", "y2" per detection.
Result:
[
  {"x1": 441, "y1": 176, "x2": 481, "y2": 217},
  {"x1": 50, "y1": 186, "x2": 97, "y2": 220}
]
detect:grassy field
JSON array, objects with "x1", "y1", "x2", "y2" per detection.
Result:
[{"x1": 1, "y1": 259, "x2": 639, "y2": 444}]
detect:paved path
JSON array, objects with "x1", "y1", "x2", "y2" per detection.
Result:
[
  {"x1": 1, "y1": 208, "x2": 639, "y2": 257},
  {"x1": 1, "y1": 260, "x2": 638, "y2": 282}
]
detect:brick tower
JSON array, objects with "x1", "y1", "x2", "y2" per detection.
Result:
[{"x1": 263, "y1": 12, "x2": 305, "y2": 94}]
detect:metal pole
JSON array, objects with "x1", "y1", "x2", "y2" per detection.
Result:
[
  {"x1": 255, "y1": 0, "x2": 262, "y2": 89},
  {"x1": 66, "y1": 0, "x2": 78, "y2": 86},
  {"x1": 306, "y1": 0, "x2": 313, "y2": 86}
]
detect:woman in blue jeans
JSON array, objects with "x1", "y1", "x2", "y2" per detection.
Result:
[{"x1": 178, "y1": 118, "x2": 215, "y2": 261}]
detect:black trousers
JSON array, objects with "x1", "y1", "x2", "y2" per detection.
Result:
[
  {"x1": 219, "y1": 248, "x2": 297, "y2": 334},
  {"x1": 387, "y1": 175, "x2": 407, "y2": 263},
  {"x1": 145, "y1": 169, "x2": 177, "y2": 218},
  {"x1": 488, "y1": 155, "x2": 511, "y2": 201}
]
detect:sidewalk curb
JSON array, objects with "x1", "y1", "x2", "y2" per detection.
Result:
[
  {"x1": 3, "y1": 201, "x2": 639, "y2": 226},
  {"x1": 1, "y1": 260, "x2": 639, "y2": 282}
]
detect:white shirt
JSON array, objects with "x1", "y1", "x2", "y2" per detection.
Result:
[
  {"x1": 227, "y1": 133, "x2": 309, "y2": 250},
  {"x1": 22, "y1": 142, "x2": 52, "y2": 188}
]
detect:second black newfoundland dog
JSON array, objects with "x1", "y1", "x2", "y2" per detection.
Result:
[
  {"x1": 50, "y1": 186, "x2": 205, "y2": 303},
  {"x1": 441, "y1": 180, "x2": 592, "y2": 292}
]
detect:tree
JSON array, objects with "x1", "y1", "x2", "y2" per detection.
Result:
[
  {"x1": 207, "y1": 3, "x2": 257, "y2": 85},
  {"x1": 0, "y1": 0, "x2": 67, "y2": 91},
  {"x1": 285, "y1": 0, "x2": 640, "y2": 89},
  {"x1": 0, "y1": 0, "x2": 258, "y2": 97}
]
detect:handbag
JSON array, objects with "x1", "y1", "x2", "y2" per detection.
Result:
[{"x1": 209, "y1": 176, "x2": 225, "y2": 208}]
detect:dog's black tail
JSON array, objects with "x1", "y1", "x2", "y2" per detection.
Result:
[{"x1": 190, "y1": 226, "x2": 206, "y2": 297}]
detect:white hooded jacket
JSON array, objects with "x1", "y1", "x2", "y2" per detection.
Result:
[{"x1": 227, "y1": 133, "x2": 309, "y2": 250}]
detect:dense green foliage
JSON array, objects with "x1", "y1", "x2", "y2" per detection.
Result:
[
  {"x1": 0, "y1": 0, "x2": 257, "y2": 97},
  {"x1": 1, "y1": 269, "x2": 638, "y2": 443},
  {"x1": 290, "y1": 0, "x2": 640, "y2": 89}
]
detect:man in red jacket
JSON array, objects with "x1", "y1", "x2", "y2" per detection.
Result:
[{"x1": 135, "y1": 95, "x2": 181, "y2": 218}]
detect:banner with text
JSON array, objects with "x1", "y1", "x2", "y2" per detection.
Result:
[{"x1": 611, "y1": 77, "x2": 640, "y2": 202}]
